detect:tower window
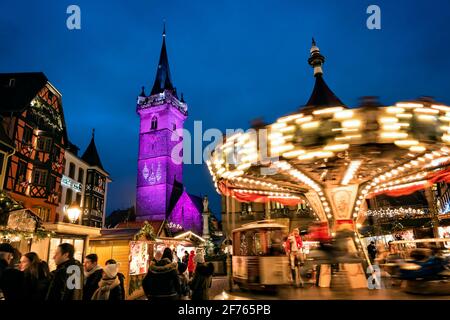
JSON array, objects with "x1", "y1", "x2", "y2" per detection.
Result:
[
  {"x1": 9, "y1": 78, "x2": 15, "y2": 87},
  {"x1": 151, "y1": 116, "x2": 158, "y2": 130},
  {"x1": 172, "y1": 123, "x2": 176, "y2": 131}
]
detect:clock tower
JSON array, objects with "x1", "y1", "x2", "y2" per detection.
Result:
[{"x1": 136, "y1": 26, "x2": 188, "y2": 221}]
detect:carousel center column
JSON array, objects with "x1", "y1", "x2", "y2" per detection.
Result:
[{"x1": 325, "y1": 184, "x2": 368, "y2": 289}]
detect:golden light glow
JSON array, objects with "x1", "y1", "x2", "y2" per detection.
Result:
[
  {"x1": 379, "y1": 117, "x2": 399, "y2": 124},
  {"x1": 396, "y1": 102, "x2": 423, "y2": 109},
  {"x1": 342, "y1": 160, "x2": 362, "y2": 185},
  {"x1": 342, "y1": 119, "x2": 361, "y2": 128},
  {"x1": 277, "y1": 113, "x2": 304, "y2": 123},
  {"x1": 431, "y1": 104, "x2": 450, "y2": 112},
  {"x1": 334, "y1": 110, "x2": 354, "y2": 120},
  {"x1": 414, "y1": 108, "x2": 439, "y2": 114},
  {"x1": 301, "y1": 121, "x2": 320, "y2": 130},
  {"x1": 324, "y1": 144, "x2": 350, "y2": 152},
  {"x1": 313, "y1": 107, "x2": 344, "y2": 115},
  {"x1": 396, "y1": 113, "x2": 413, "y2": 119},
  {"x1": 394, "y1": 140, "x2": 419, "y2": 147},
  {"x1": 417, "y1": 114, "x2": 437, "y2": 121},
  {"x1": 386, "y1": 107, "x2": 405, "y2": 114},
  {"x1": 295, "y1": 116, "x2": 313, "y2": 124},
  {"x1": 409, "y1": 145, "x2": 426, "y2": 153},
  {"x1": 380, "y1": 132, "x2": 408, "y2": 139},
  {"x1": 282, "y1": 149, "x2": 306, "y2": 158}
]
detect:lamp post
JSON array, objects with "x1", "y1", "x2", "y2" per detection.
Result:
[{"x1": 67, "y1": 202, "x2": 81, "y2": 224}]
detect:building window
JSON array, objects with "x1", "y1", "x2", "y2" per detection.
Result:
[
  {"x1": 66, "y1": 189, "x2": 73, "y2": 205},
  {"x1": 37, "y1": 136, "x2": 52, "y2": 152},
  {"x1": 9, "y1": 78, "x2": 15, "y2": 87},
  {"x1": 34, "y1": 206, "x2": 50, "y2": 222},
  {"x1": 76, "y1": 193, "x2": 82, "y2": 206},
  {"x1": 22, "y1": 126, "x2": 33, "y2": 144},
  {"x1": 16, "y1": 161, "x2": 27, "y2": 183},
  {"x1": 78, "y1": 168, "x2": 84, "y2": 183},
  {"x1": 241, "y1": 202, "x2": 252, "y2": 213},
  {"x1": 32, "y1": 168, "x2": 48, "y2": 186},
  {"x1": 69, "y1": 162, "x2": 75, "y2": 179},
  {"x1": 172, "y1": 123, "x2": 176, "y2": 131},
  {"x1": 49, "y1": 175, "x2": 56, "y2": 191},
  {"x1": 0, "y1": 152, "x2": 4, "y2": 176},
  {"x1": 52, "y1": 146, "x2": 60, "y2": 162},
  {"x1": 151, "y1": 116, "x2": 158, "y2": 130}
]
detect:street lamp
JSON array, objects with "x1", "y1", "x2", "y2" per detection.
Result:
[{"x1": 67, "y1": 202, "x2": 81, "y2": 224}]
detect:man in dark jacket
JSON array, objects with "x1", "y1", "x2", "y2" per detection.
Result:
[
  {"x1": 367, "y1": 241, "x2": 377, "y2": 263},
  {"x1": 46, "y1": 243, "x2": 84, "y2": 301},
  {"x1": 0, "y1": 243, "x2": 25, "y2": 300},
  {"x1": 83, "y1": 253, "x2": 103, "y2": 300},
  {"x1": 142, "y1": 248, "x2": 180, "y2": 300}
]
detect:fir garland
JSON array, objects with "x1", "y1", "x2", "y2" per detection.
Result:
[
  {"x1": 134, "y1": 221, "x2": 156, "y2": 241},
  {"x1": 0, "y1": 227, "x2": 55, "y2": 241}
]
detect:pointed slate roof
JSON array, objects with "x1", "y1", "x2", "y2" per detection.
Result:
[
  {"x1": 301, "y1": 39, "x2": 346, "y2": 113},
  {"x1": 167, "y1": 179, "x2": 184, "y2": 216},
  {"x1": 305, "y1": 74, "x2": 345, "y2": 108},
  {"x1": 81, "y1": 131, "x2": 106, "y2": 172},
  {"x1": 150, "y1": 25, "x2": 176, "y2": 96}
]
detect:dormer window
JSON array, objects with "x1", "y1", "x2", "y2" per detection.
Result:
[{"x1": 151, "y1": 116, "x2": 158, "y2": 130}]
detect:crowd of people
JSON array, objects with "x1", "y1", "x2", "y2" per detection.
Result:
[
  {"x1": 142, "y1": 248, "x2": 214, "y2": 300},
  {"x1": 0, "y1": 242, "x2": 214, "y2": 301}
]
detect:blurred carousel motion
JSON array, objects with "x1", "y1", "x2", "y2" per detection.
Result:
[{"x1": 206, "y1": 39, "x2": 450, "y2": 290}]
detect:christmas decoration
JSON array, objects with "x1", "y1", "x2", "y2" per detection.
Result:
[{"x1": 133, "y1": 221, "x2": 156, "y2": 241}]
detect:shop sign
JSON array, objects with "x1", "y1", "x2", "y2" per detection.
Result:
[{"x1": 62, "y1": 175, "x2": 82, "y2": 193}]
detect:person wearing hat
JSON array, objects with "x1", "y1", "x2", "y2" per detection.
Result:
[
  {"x1": 0, "y1": 243, "x2": 25, "y2": 300},
  {"x1": 189, "y1": 253, "x2": 214, "y2": 300},
  {"x1": 91, "y1": 263, "x2": 123, "y2": 300}
]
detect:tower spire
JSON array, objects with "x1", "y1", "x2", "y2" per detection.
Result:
[
  {"x1": 303, "y1": 39, "x2": 346, "y2": 111},
  {"x1": 308, "y1": 37, "x2": 325, "y2": 77},
  {"x1": 92, "y1": 128, "x2": 95, "y2": 140},
  {"x1": 150, "y1": 21, "x2": 175, "y2": 96}
]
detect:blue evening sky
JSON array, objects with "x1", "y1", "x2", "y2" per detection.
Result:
[{"x1": 1, "y1": 0, "x2": 449, "y2": 218}]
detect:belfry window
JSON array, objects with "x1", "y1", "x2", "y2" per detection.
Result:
[{"x1": 151, "y1": 116, "x2": 158, "y2": 130}]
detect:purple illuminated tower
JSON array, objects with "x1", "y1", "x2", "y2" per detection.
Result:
[{"x1": 136, "y1": 26, "x2": 188, "y2": 222}]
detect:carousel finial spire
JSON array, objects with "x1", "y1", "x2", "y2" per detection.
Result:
[{"x1": 308, "y1": 38, "x2": 325, "y2": 77}]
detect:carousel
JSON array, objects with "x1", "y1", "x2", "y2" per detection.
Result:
[{"x1": 206, "y1": 40, "x2": 450, "y2": 288}]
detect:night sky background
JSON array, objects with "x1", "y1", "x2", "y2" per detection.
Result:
[{"x1": 1, "y1": 0, "x2": 449, "y2": 219}]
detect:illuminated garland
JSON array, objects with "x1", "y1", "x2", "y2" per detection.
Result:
[
  {"x1": 0, "y1": 227, "x2": 55, "y2": 241},
  {"x1": 365, "y1": 207, "x2": 426, "y2": 218}
]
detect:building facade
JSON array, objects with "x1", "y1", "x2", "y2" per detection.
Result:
[{"x1": 0, "y1": 72, "x2": 68, "y2": 224}]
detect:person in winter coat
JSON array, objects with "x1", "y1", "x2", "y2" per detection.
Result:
[
  {"x1": 91, "y1": 263, "x2": 123, "y2": 300},
  {"x1": 182, "y1": 251, "x2": 189, "y2": 265},
  {"x1": 142, "y1": 247, "x2": 181, "y2": 300},
  {"x1": 187, "y1": 250, "x2": 196, "y2": 279},
  {"x1": 189, "y1": 254, "x2": 214, "y2": 300},
  {"x1": 367, "y1": 241, "x2": 377, "y2": 263},
  {"x1": 19, "y1": 252, "x2": 51, "y2": 301},
  {"x1": 83, "y1": 253, "x2": 103, "y2": 300},
  {"x1": 106, "y1": 259, "x2": 126, "y2": 299},
  {"x1": 0, "y1": 243, "x2": 25, "y2": 300},
  {"x1": 46, "y1": 243, "x2": 84, "y2": 301},
  {"x1": 177, "y1": 261, "x2": 189, "y2": 298}
]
